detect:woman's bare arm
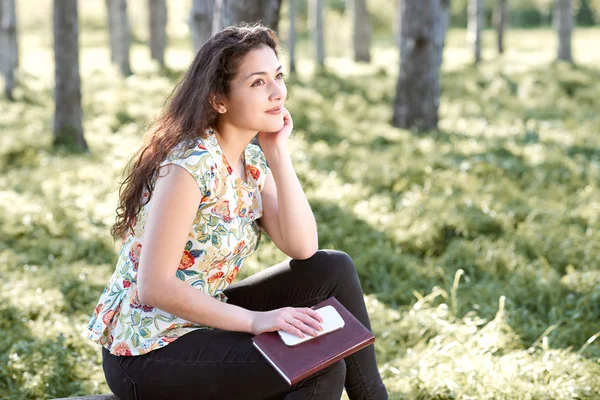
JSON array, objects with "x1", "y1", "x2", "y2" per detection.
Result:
[
  {"x1": 137, "y1": 165, "x2": 255, "y2": 333},
  {"x1": 259, "y1": 148, "x2": 318, "y2": 260}
]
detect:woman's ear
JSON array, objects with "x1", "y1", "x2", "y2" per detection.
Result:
[{"x1": 210, "y1": 94, "x2": 227, "y2": 114}]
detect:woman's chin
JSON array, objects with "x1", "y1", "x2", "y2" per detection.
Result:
[{"x1": 260, "y1": 120, "x2": 285, "y2": 133}]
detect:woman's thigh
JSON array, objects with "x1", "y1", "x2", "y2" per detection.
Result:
[
  {"x1": 223, "y1": 250, "x2": 353, "y2": 311},
  {"x1": 104, "y1": 328, "x2": 291, "y2": 400}
]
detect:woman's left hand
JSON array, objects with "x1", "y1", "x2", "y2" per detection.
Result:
[{"x1": 257, "y1": 107, "x2": 293, "y2": 154}]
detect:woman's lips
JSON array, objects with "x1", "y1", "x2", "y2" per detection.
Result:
[{"x1": 266, "y1": 107, "x2": 282, "y2": 115}]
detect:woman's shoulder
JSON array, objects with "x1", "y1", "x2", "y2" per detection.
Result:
[
  {"x1": 165, "y1": 136, "x2": 212, "y2": 162},
  {"x1": 161, "y1": 136, "x2": 217, "y2": 194}
]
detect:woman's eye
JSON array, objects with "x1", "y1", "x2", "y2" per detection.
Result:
[{"x1": 251, "y1": 74, "x2": 284, "y2": 87}]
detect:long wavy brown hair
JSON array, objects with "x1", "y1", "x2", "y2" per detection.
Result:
[{"x1": 111, "y1": 25, "x2": 280, "y2": 240}]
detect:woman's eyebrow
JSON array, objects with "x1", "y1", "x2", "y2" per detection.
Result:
[{"x1": 245, "y1": 65, "x2": 283, "y2": 80}]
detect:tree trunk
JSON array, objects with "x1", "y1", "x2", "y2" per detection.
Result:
[
  {"x1": 289, "y1": 0, "x2": 297, "y2": 74},
  {"x1": 212, "y1": 0, "x2": 264, "y2": 34},
  {"x1": 190, "y1": 0, "x2": 214, "y2": 53},
  {"x1": 468, "y1": 0, "x2": 484, "y2": 64},
  {"x1": 106, "y1": 0, "x2": 132, "y2": 75},
  {"x1": 53, "y1": 0, "x2": 87, "y2": 151},
  {"x1": 392, "y1": 0, "x2": 449, "y2": 131},
  {"x1": 211, "y1": 0, "x2": 281, "y2": 34},
  {"x1": 555, "y1": 0, "x2": 573, "y2": 61},
  {"x1": 1, "y1": 0, "x2": 17, "y2": 100},
  {"x1": 309, "y1": 0, "x2": 325, "y2": 68},
  {"x1": 148, "y1": 0, "x2": 167, "y2": 66},
  {"x1": 350, "y1": 0, "x2": 371, "y2": 62},
  {"x1": 263, "y1": 0, "x2": 283, "y2": 32},
  {"x1": 493, "y1": 0, "x2": 507, "y2": 54}
]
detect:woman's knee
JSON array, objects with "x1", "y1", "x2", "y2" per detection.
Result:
[
  {"x1": 290, "y1": 250, "x2": 359, "y2": 288},
  {"x1": 312, "y1": 249, "x2": 357, "y2": 278}
]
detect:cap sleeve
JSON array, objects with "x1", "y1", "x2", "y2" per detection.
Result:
[
  {"x1": 160, "y1": 142, "x2": 215, "y2": 197},
  {"x1": 245, "y1": 143, "x2": 270, "y2": 192}
]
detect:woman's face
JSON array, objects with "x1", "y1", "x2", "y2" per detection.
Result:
[{"x1": 219, "y1": 45, "x2": 287, "y2": 134}]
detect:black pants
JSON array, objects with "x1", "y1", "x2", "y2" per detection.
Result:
[{"x1": 102, "y1": 250, "x2": 388, "y2": 400}]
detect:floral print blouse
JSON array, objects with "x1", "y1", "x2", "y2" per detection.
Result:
[{"x1": 87, "y1": 129, "x2": 269, "y2": 356}]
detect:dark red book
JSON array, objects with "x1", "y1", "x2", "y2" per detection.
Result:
[{"x1": 251, "y1": 296, "x2": 375, "y2": 385}]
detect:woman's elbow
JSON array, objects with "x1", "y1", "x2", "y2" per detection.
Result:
[
  {"x1": 137, "y1": 284, "x2": 153, "y2": 306},
  {"x1": 291, "y1": 245, "x2": 319, "y2": 260},
  {"x1": 137, "y1": 277, "x2": 160, "y2": 307}
]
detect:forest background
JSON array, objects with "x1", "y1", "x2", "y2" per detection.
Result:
[{"x1": 1, "y1": 0, "x2": 600, "y2": 399}]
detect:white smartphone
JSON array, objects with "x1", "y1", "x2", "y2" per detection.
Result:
[{"x1": 278, "y1": 305, "x2": 345, "y2": 347}]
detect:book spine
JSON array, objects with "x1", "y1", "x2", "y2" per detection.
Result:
[{"x1": 252, "y1": 341, "x2": 292, "y2": 385}]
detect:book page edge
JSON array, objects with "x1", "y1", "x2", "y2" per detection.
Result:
[{"x1": 252, "y1": 340, "x2": 292, "y2": 386}]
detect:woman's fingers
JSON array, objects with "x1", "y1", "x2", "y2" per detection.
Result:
[
  {"x1": 282, "y1": 107, "x2": 293, "y2": 126},
  {"x1": 280, "y1": 315, "x2": 305, "y2": 338},
  {"x1": 296, "y1": 309, "x2": 323, "y2": 332},
  {"x1": 287, "y1": 318, "x2": 308, "y2": 338},
  {"x1": 274, "y1": 307, "x2": 325, "y2": 339},
  {"x1": 296, "y1": 315, "x2": 322, "y2": 336},
  {"x1": 287, "y1": 316, "x2": 318, "y2": 337},
  {"x1": 298, "y1": 307, "x2": 324, "y2": 323},
  {"x1": 288, "y1": 308, "x2": 323, "y2": 337}
]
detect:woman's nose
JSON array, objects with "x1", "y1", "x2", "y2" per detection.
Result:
[{"x1": 269, "y1": 81, "x2": 285, "y2": 101}]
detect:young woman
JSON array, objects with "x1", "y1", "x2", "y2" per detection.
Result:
[{"x1": 88, "y1": 25, "x2": 388, "y2": 400}]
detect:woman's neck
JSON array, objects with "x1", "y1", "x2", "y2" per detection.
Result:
[{"x1": 213, "y1": 120, "x2": 256, "y2": 165}]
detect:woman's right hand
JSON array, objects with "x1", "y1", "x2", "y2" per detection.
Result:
[{"x1": 250, "y1": 307, "x2": 324, "y2": 338}]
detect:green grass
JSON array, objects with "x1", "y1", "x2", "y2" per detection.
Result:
[{"x1": 2, "y1": 3, "x2": 600, "y2": 398}]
